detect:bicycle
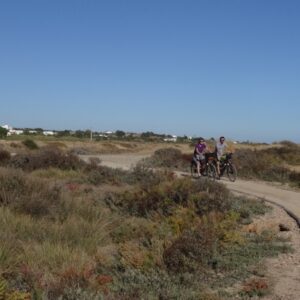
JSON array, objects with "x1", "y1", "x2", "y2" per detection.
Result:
[
  {"x1": 191, "y1": 153, "x2": 217, "y2": 180},
  {"x1": 218, "y1": 153, "x2": 237, "y2": 182}
]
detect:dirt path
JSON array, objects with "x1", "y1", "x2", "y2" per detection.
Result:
[
  {"x1": 223, "y1": 178, "x2": 300, "y2": 225},
  {"x1": 79, "y1": 153, "x2": 150, "y2": 170},
  {"x1": 80, "y1": 152, "x2": 300, "y2": 299}
]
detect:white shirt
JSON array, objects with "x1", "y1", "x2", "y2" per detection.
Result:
[{"x1": 216, "y1": 142, "x2": 227, "y2": 159}]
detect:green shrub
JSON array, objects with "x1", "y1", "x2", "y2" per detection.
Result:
[
  {"x1": 163, "y1": 225, "x2": 216, "y2": 272},
  {"x1": 0, "y1": 150, "x2": 10, "y2": 164},
  {"x1": 144, "y1": 147, "x2": 191, "y2": 171},
  {"x1": 22, "y1": 139, "x2": 39, "y2": 150},
  {"x1": 86, "y1": 165, "x2": 122, "y2": 185},
  {"x1": 0, "y1": 168, "x2": 63, "y2": 219},
  {"x1": 9, "y1": 147, "x2": 84, "y2": 171},
  {"x1": 0, "y1": 127, "x2": 8, "y2": 139},
  {"x1": 125, "y1": 163, "x2": 170, "y2": 187},
  {"x1": 111, "y1": 178, "x2": 230, "y2": 217},
  {"x1": 230, "y1": 196, "x2": 270, "y2": 224}
]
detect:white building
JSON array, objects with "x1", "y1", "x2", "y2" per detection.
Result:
[
  {"x1": 43, "y1": 131, "x2": 55, "y2": 136},
  {"x1": 164, "y1": 135, "x2": 177, "y2": 142},
  {"x1": 1, "y1": 125, "x2": 23, "y2": 136},
  {"x1": 8, "y1": 129, "x2": 24, "y2": 135}
]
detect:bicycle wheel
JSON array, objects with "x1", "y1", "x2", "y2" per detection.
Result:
[
  {"x1": 206, "y1": 162, "x2": 217, "y2": 180},
  {"x1": 227, "y1": 163, "x2": 237, "y2": 182},
  {"x1": 191, "y1": 161, "x2": 199, "y2": 178}
]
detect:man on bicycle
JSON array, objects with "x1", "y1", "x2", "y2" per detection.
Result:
[
  {"x1": 193, "y1": 137, "x2": 209, "y2": 177},
  {"x1": 215, "y1": 136, "x2": 228, "y2": 177}
]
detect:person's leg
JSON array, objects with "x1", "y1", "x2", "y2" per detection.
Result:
[
  {"x1": 200, "y1": 159, "x2": 206, "y2": 175},
  {"x1": 197, "y1": 161, "x2": 201, "y2": 177},
  {"x1": 216, "y1": 160, "x2": 220, "y2": 177}
]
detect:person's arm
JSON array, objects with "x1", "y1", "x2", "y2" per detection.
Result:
[{"x1": 204, "y1": 143, "x2": 210, "y2": 153}]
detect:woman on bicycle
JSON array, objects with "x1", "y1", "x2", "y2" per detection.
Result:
[{"x1": 193, "y1": 137, "x2": 209, "y2": 177}]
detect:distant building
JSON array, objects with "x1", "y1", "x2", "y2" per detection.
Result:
[
  {"x1": 164, "y1": 135, "x2": 177, "y2": 142},
  {"x1": 1, "y1": 124, "x2": 23, "y2": 136},
  {"x1": 43, "y1": 131, "x2": 55, "y2": 136},
  {"x1": 9, "y1": 129, "x2": 24, "y2": 135}
]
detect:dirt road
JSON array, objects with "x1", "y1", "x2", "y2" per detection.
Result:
[
  {"x1": 224, "y1": 179, "x2": 300, "y2": 225},
  {"x1": 79, "y1": 153, "x2": 150, "y2": 170}
]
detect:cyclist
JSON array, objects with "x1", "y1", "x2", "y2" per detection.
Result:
[
  {"x1": 215, "y1": 136, "x2": 228, "y2": 177},
  {"x1": 193, "y1": 137, "x2": 209, "y2": 177}
]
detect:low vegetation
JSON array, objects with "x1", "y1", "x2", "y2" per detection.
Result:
[
  {"x1": 145, "y1": 142, "x2": 300, "y2": 188},
  {"x1": 0, "y1": 145, "x2": 294, "y2": 299},
  {"x1": 143, "y1": 147, "x2": 191, "y2": 171},
  {"x1": 234, "y1": 141, "x2": 300, "y2": 187},
  {"x1": 22, "y1": 139, "x2": 39, "y2": 150}
]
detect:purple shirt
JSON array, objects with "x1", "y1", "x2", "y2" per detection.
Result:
[{"x1": 194, "y1": 143, "x2": 206, "y2": 154}]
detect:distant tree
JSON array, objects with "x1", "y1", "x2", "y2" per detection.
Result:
[
  {"x1": 23, "y1": 129, "x2": 31, "y2": 135},
  {"x1": 0, "y1": 127, "x2": 8, "y2": 138},
  {"x1": 57, "y1": 130, "x2": 71, "y2": 137},
  {"x1": 34, "y1": 128, "x2": 44, "y2": 134},
  {"x1": 75, "y1": 130, "x2": 85, "y2": 138},
  {"x1": 141, "y1": 131, "x2": 154, "y2": 138},
  {"x1": 177, "y1": 135, "x2": 189, "y2": 143},
  {"x1": 75, "y1": 130, "x2": 91, "y2": 138},
  {"x1": 84, "y1": 130, "x2": 91, "y2": 138},
  {"x1": 115, "y1": 130, "x2": 126, "y2": 138}
]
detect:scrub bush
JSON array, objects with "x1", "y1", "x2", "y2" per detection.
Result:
[
  {"x1": 22, "y1": 139, "x2": 39, "y2": 150},
  {"x1": 9, "y1": 147, "x2": 84, "y2": 171},
  {"x1": 0, "y1": 150, "x2": 10, "y2": 164}
]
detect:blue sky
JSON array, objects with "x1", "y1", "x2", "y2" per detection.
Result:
[{"x1": 0, "y1": 0, "x2": 299, "y2": 142}]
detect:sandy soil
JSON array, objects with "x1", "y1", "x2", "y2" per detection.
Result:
[{"x1": 258, "y1": 204, "x2": 300, "y2": 300}]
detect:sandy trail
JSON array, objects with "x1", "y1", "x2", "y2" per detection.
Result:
[
  {"x1": 79, "y1": 153, "x2": 150, "y2": 170},
  {"x1": 223, "y1": 178, "x2": 300, "y2": 224}
]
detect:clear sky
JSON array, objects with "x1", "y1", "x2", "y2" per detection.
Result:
[{"x1": 0, "y1": 0, "x2": 299, "y2": 142}]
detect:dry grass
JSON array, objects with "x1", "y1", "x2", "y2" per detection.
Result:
[
  {"x1": 234, "y1": 142, "x2": 300, "y2": 187},
  {"x1": 0, "y1": 140, "x2": 294, "y2": 298}
]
